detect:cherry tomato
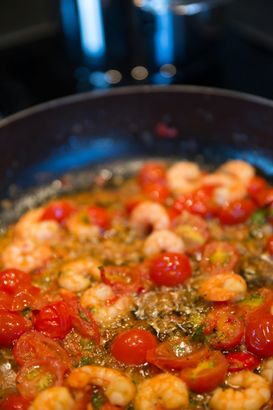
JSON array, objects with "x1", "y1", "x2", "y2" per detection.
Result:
[
  {"x1": 200, "y1": 241, "x2": 239, "y2": 275},
  {"x1": 40, "y1": 201, "x2": 75, "y2": 223},
  {"x1": 16, "y1": 358, "x2": 65, "y2": 400},
  {"x1": 247, "y1": 176, "x2": 267, "y2": 200},
  {"x1": 0, "y1": 291, "x2": 13, "y2": 310},
  {"x1": 237, "y1": 288, "x2": 273, "y2": 318},
  {"x1": 138, "y1": 162, "x2": 166, "y2": 187},
  {"x1": 0, "y1": 269, "x2": 32, "y2": 294},
  {"x1": 142, "y1": 182, "x2": 170, "y2": 203},
  {"x1": 125, "y1": 197, "x2": 143, "y2": 214},
  {"x1": 101, "y1": 265, "x2": 142, "y2": 295},
  {"x1": 174, "y1": 212, "x2": 210, "y2": 253},
  {"x1": 172, "y1": 187, "x2": 219, "y2": 218},
  {"x1": 150, "y1": 252, "x2": 192, "y2": 287},
  {"x1": 219, "y1": 199, "x2": 256, "y2": 225},
  {"x1": 225, "y1": 352, "x2": 260, "y2": 372},
  {"x1": 1, "y1": 394, "x2": 30, "y2": 410},
  {"x1": 34, "y1": 301, "x2": 72, "y2": 339},
  {"x1": 13, "y1": 330, "x2": 70, "y2": 369},
  {"x1": 11, "y1": 286, "x2": 42, "y2": 311},
  {"x1": 101, "y1": 404, "x2": 121, "y2": 410},
  {"x1": 180, "y1": 351, "x2": 228, "y2": 393},
  {"x1": 87, "y1": 206, "x2": 111, "y2": 230},
  {"x1": 111, "y1": 329, "x2": 157, "y2": 365},
  {"x1": 0, "y1": 310, "x2": 32, "y2": 347},
  {"x1": 203, "y1": 306, "x2": 244, "y2": 350},
  {"x1": 266, "y1": 235, "x2": 273, "y2": 256},
  {"x1": 245, "y1": 308, "x2": 273, "y2": 357},
  {"x1": 256, "y1": 187, "x2": 273, "y2": 208}
]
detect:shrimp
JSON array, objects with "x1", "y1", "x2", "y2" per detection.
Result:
[
  {"x1": 143, "y1": 229, "x2": 185, "y2": 256},
  {"x1": 134, "y1": 373, "x2": 189, "y2": 410},
  {"x1": 67, "y1": 366, "x2": 136, "y2": 407},
  {"x1": 58, "y1": 257, "x2": 101, "y2": 292},
  {"x1": 66, "y1": 211, "x2": 100, "y2": 241},
  {"x1": 261, "y1": 358, "x2": 273, "y2": 387},
  {"x1": 218, "y1": 160, "x2": 255, "y2": 185},
  {"x1": 209, "y1": 370, "x2": 270, "y2": 410},
  {"x1": 198, "y1": 272, "x2": 247, "y2": 302},
  {"x1": 166, "y1": 161, "x2": 202, "y2": 195},
  {"x1": 14, "y1": 208, "x2": 61, "y2": 243},
  {"x1": 80, "y1": 283, "x2": 134, "y2": 325},
  {"x1": 29, "y1": 386, "x2": 74, "y2": 410},
  {"x1": 202, "y1": 173, "x2": 246, "y2": 205},
  {"x1": 2, "y1": 239, "x2": 52, "y2": 272},
  {"x1": 130, "y1": 201, "x2": 170, "y2": 233}
]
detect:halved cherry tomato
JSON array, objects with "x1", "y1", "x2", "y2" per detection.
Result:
[
  {"x1": 13, "y1": 330, "x2": 70, "y2": 369},
  {"x1": 247, "y1": 176, "x2": 267, "y2": 200},
  {"x1": 203, "y1": 306, "x2": 244, "y2": 350},
  {"x1": 245, "y1": 308, "x2": 273, "y2": 357},
  {"x1": 1, "y1": 394, "x2": 30, "y2": 410},
  {"x1": 172, "y1": 187, "x2": 219, "y2": 218},
  {"x1": 149, "y1": 252, "x2": 192, "y2": 287},
  {"x1": 142, "y1": 182, "x2": 170, "y2": 203},
  {"x1": 101, "y1": 266, "x2": 142, "y2": 295},
  {"x1": 87, "y1": 206, "x2": 111, "y2": 230},
  {"x1": 0, "y1": 310, "x2": 32, "y2": 347},
  {"x1": 200, "y1": 241, "x2": 239, "y2": 275},
  {"x1": 180, "y1": 351, "x2": 228, "y2": 393},
  {"x1": 0, "y1": 269, "x2": 32, "y2": 294},
  {"x1": 225, "y1": 352, "x2": 260, "y2": 372},
  {"x1": 34, "y1": 301, "x2": 72, "y2": 339},
  {"x1": 266, "y1": 235, "x2": 273, "y2": 256},
  {"x1": 174, "y1": 212, "x2": 210, "y2": 253},
  {"x1": 16, "y1": 358, "x2": 65, "y2": 400},
  {"x1": 237, "y1": 288, "x2": 273, "y2": 318},
  {"x1": 138, "y1": 162, "x2": 167, "y2": 187},
  {"x1": 0, "y1": 291, "x2": 13, "y2": 310},
  {"x1": 11, "y1": 286, "x2": 42, "y2": 311},
  {"x1": 256, "y1": 187, "x2": 273, "y2": 207},
  {"x1": 146, "y1": 337, "x2": 209, "y2": 371},
  {"x1": 111, "y1": 329, "x2": 157, "y2": 365},
  {"x1": 219, "y1": 199, "x2": 256, "y2": 225},
  {"x1": 40, "y1": 201, "x2": 75, "y2": 224}
]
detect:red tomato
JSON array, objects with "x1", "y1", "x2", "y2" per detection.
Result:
[
  {"x1": 16, "y1": 358, "x2": 65, "y2": 400},
  {"x1": 150, "y1": 252, "x2": 192, "y2": 287},
  {"x1": 34, "y1": 301, "x2": 72, "y2": 339},
  {"x1": 180, "y1": 351, "x2": 228, "y2": 393},
  {"x1": 138, "y1": 162, "x2": 166, "y2": 187},
  {"x1": 226, "y1": 352, "x2": 260, "y2": 372},
  {"x1": 11, "y1": 286, "x2": 42, "y2": 311},
  {"x1": 124, "y1": 197, "x2": 143, "y2": 214},
  {"x1": 237, "y1": 288, "x2": 273, "y2": 318},
  {"x1": 87, "y1": 206, "x2": 111, "y2": 230},
  {"x1": 111, "y1": 329, "x2": 157, "y2": 365},
  {"x1": 101, "y1": 266, "x2": 142, "y2": 295},
  {"x1": 1, "y1": 394, "x2": 29, "y2": 410},
  {"x1": 0, "y1": 269, "x2": 32, "y2": 294},
  {"x1": 172, "y1": 187, "x2": 219, "y2": 218},
  {"x1": 247, "y1": 176, "x2": 267, "y2": 199},
  {"x1": 0, "y1": 310, "x2": 32, "y2": 347},
  {"x1": 142, "y1": 182, "x2": 170, "y2": 203},
  {"x1": 219, "y1": 199, "x2": 256, "y2": 225},
  {"x1": 203, "y1": 306, "x2": 244, "y2": 350},
  {"x1": 40, "y1": 201, "x2": 75, "y2": 223},
  {"x1": 200, "y1": 241, "x2": 239, "y2": 275},
  {"x1": 174, "y1": 212, "x2": 210, "y2": 253},
  {"x1": 0, "y1": 291, "x2": 13, "y2": 310},
  {"x1": 245, "y1": 309, "x2": 273, "y2": 357},
  {"x1": 101, "y1": 404, "x2": 121, "y2": 410},
  {"x1": 13, "y1": 330, "x2": 70, "y2": 369},
  {"x1": 266, "y1": 235, "x2": 273, "y2": 256},
  {"x1": 256, "y1": 187, "x2": 273, "y2": 207}
]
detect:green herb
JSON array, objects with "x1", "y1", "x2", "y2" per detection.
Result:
[
  {"x1": 251, "y1": 209, "x2": 266, "y2": 225},
  {"x1": 79, "y1": 310, "x2": 89, "y2": 322},
  {"x1": 191, "y1": 325, "x2": 205, "y2": 343},
  {"x1": 21, "y1": 307, "x2": 31, "y2": 317},
  {"x1": 78, "y1": 356, "x2": 93, "y2": 367},
  {"x1": 91, "y1": 391, "x2": 106, "y2": 410}
]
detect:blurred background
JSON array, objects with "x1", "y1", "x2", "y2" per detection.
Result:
[{"x1": 0, "y1": 0, "x2": 272, "y2": 118}]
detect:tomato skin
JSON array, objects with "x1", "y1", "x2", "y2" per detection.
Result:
[
  {"x1": 247, "y1": 176, "x2": 267, "y2": 200},
  {"x1": 203, "y1": 306, "x2": 244, "y2": 350},
  {"x1": 174, "y1": 212, "x2": 210, "y2": 254},
  {"x1": 256, "y1": 187, "x2": 273, "y2": 207},
  {"x1": 219, "y1": 199, "x2": 256, "y2": 225},
  {"x1": 111, "y1": 329, "x2": 157, "y2": 365},
  {"x1": 180, "y1": 351, "x2": 228, "y2": 393},
  {"x1": 101, "y1": 265, "x2": 142, "y2": 295},
  {"x1": 0, "y1": 291, "x2": 13, "y2": 310},
  {"x1": 11, "y1": 286, "x2": 42, "y2": 311},
  {"x1": 226, "y1": 352, "x2": 260, "y2": 372},
  {"x1": 0, "y1": 269, "x2": 32, "y2": 294},
  {"x1": 0, "y1": 310, "x2": 32, "y2": 347},
  {"x1": 34, "y1": 301, "x2": 72, "y2": 339},
  {"x1": 142, "y1": 182, "x2": 170, "y2": 203},
  {"x1": 172, "y1": 187, "x2": 219, "y2": 218},
  {"x1": 245, "y1": 309, "x2": 273, "y2": 357},
  {"x1": 1, "y1": 394, "x2": 30, "y2": 410},
  {"x1": 150, "y1": 252, "x2": 192, "y2": 287},
  {"x1": 200, "y1": 241, "x2": 239, "y2": 275},
  {"x1": 87, "y1": 206, "x2": 111, "y2": 230},
  {"x1": 40, "y1": 201, "x2": 75, "y2": 223},
  {"x1": 266, "y1": 235, "x2": 273, "y2": 256},
  {"x1": 138, "y1": 163, "x2": 166, "y2": 187}
]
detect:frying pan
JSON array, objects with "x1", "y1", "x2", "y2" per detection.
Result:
[{"x1": 1, "y1": 85, "x2": 273, "y2": 226}]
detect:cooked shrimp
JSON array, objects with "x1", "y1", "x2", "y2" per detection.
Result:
[
  {"x1": 130, "y1": 201, "x2": 170, "y2": 233},
  {"x1": 29, "y1": 386, "x2": 74, "y2": 410},
  {"x1": 261, "y1": 358, "x2": 273, "y2": 387},
  {"x1": 2, "y1": 239, "x2": 52, "y2": 272},
  {"x1": 134, "y1": 373, "x2": 189, "y2": 410},
  {"x1": 218, "y1": 160, "x2": 255, "y2": 185},
  {"x1": 143, "y1": 229, "x2": 185, "y2": 256},
  {"x1": 202, "y1": 173, "x2": 246, "y2": 205},
  {"x1": 80, "y1": 283, "x2": 134, "y2": 325},
  {"x1": 166, "y1": 161, "x2": 202, "y2": 195},
  {"x1": 14, "y1": 208, "x2": 61, "y2": 243},
  {"x1": 67, "y1": 366, "x2": 136, "y2": 407},
  {"x1": 210, "y1": 370, "x2": 270, "y2": 410},
  {"x1": 66, "y1": 211, "x2": 100, "y2": 241},
  {"x1": 58, "y1": 257, "x2": 101, "y2": 292},
  {"x1": 198, "y1": 272, "x2": 247, "y2": 302}
]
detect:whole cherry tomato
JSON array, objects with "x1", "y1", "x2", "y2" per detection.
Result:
[
  {"x1": 1, "y1": 394, "x2": 29, "y2": 410},
  {"x1": 142, "y1": 182, "x2": 170, "y2": 203},
  {"x1": 34, "y1": 301, "x2": 72, "y2": 339},
  {"x1": 40, "y1": 201, "x2": 75, "y2": 223},
  {"x1": 247, "y1": 176, "x2": 267, "y2": 200},
  {"x1": 200, "y1": 241, "x2": 239, "y2": 275},
  {"x1": 11, "y1": 286, "x2": 41, "y2": 311},
  {"x1": 172, "y1": 187, "x2": 219, "y2": 218},
  {"x1": 0, "y1": 311, "x2": 32, "y2": 347},
  {"x1": 0, "y1": 269, "x2": 32, "y2": 294},
  {"x1": 150, "y1": 252, "x2": 192, "y2": 287},
  {"x1": 245, "y1": 308, "x2": 273, "y2": 357},
  {"x1": 111, "y1": 329, "x2": 157, "y2": 365},
  {"x1": 219, "y1": 199, "x2": 256, "y2": 225},
  {"x1": 87, "y1": 206, "x2": 111, "y2": 230},
  {"x1": 225, "y1": 352, "x2": 260, "y2": 372}
]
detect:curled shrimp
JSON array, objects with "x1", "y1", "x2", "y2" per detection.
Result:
[
  {"x1": 166, "y1": 161, "x2": 202, "y2": 195},
  {"x1": 143, "y1": 229, "x2": 185, "y2": 257},
  {"x1": 210, "y1": 370, "x2": 270, "y2": 410},
  {"x1": 29, "y1": 386, "x2": 74, "y2": 410},
  {"x1": 202, "y1": 173, "x2": 246, "y2": 205},
  {"x1": 130, "y1": 201, "x2": 170, "y2": 233},
  {"x1": 80, "y1": 283, "x2": 134, "y2": 325},
  {"x1": 67, "y1": 365, "x2": 136, "y2": 407},
  {"x1": 58, "y1": 257, "x2": 101, "y2": 292},
  {"x1": 2, "y1": 239, "x2": 52, "y2": 272},
  {"x1": 66, "y1": 210, "x2": 100, "y2": 241},
  {"x1": 218, "y1": 160, "x2": 255, "y2": 185},
  {"x1": 134, "y1": 373, "x2": 189, "y2": 410},
  {"x1": 198, "y1": 272, "x2": 247, "y2": 302},
  {"x1": 261, "y1": 358, "x2": 273, "y2": 387}
]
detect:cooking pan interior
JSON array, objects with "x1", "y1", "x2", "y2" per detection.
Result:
[{"x1": 1, "y1": 85, "x2": 273, "y2": 227}]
